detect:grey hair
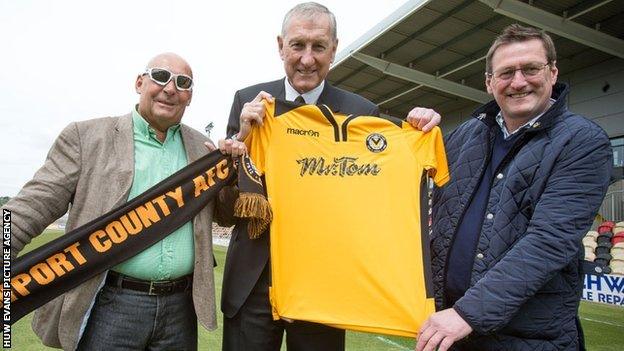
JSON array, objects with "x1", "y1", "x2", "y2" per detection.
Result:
[{"x1": 281, "y1": 2, "x2": 337, "y2": 41}]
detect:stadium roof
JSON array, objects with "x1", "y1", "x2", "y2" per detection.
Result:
[{"x1": 328, "y1": 0, "x2": 624, "y2": 119}]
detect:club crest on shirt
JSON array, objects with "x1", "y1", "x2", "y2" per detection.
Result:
[{"x1": 366, "y1": 133, "x2": 387, "y2": 153}]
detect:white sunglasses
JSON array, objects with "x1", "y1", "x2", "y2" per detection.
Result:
[{"x1": 142, "y1": 67, "x2": 193, "y2": 91}]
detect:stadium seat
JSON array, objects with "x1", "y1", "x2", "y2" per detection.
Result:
[
  {"x1": 613, "y1": 236, "x2": 624, "y2": 245},
  {"x1": 611, "y1": 252, "x2": 624, "y2": 261},
  {"x1": 594, "y1": 253, "x2": 612, "y2": 267},
  {"x1": 610, "y1": 259, "x2": 624, "y2": 275},
  {"x1": 585, "y1": 251, "x2": 596, "y2": 261},
  {"x1": 611, "y1": 257, "x2": 624, "y2": 265},
  {"x1": 597, "y1": 233, "x2": 613, "y2": 245},
  {"x1": 612, "y1": 266, "x2": 624, "y2": 276},
  {"x1": 595, "y1": 243, "x2": 612, "y2": 255},
  {"x1": 598, "y1": 221, "x2": 615, "y2": 233},
  {"x1": 611, "y1": 259, "x2": 624, "y2": 267},
  {"x1": 583, "y1": 237, "x2": 597, "y2": 248},
  {"x1": 585, "y1": 230, "x2": 599, "y2": 239},
  {"x1": 613, "y1": 246, "x2": 624, "y2": 256}
]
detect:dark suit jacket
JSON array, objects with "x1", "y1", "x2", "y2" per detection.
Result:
[{"x1": 220, "y1": 78, "x2": 379, "y2": 318}]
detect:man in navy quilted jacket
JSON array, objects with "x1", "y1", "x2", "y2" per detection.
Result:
[{"x1": 413, "y1": 24, "x2": 613, "y2": 351}]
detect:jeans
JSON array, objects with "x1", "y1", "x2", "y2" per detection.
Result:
[{"x1": 77, "y1": 285, "x2": 197, "y2": 350}]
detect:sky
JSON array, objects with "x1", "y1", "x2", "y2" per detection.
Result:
[{"x1": 0, "y1": 0, "x2": 408, "y2": 196}]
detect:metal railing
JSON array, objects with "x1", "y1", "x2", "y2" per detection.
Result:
[{"x1": 598, "y1": 190, "x2": 624, "y2": 223}]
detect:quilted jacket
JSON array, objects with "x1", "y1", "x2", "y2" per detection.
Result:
[{"x1": 431, "y1": 83, "x2": 612, "y2": 350}]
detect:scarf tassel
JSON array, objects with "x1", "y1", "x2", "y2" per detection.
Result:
[{"x1": 234, "y1": 192, "x2": 272, "y2": 239}]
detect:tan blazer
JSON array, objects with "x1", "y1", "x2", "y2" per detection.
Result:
[{"x1": 3, "y1": 114, "x2": 217, "y2": 350}]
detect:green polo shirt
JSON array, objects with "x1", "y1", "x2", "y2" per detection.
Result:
[{"x1": 112, "y1": 109, "x2": 194, "y2": 280}]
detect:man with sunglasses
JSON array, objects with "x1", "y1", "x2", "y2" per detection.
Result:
[
  {"x1": 3, "y1": 52, "x2": 218, "y2": 350},
  {"x1": 215, "y1": 3, "x2": 442, "y2": 351},
  {"x1": 414, "y1": 24, "x2": 612, "y2": 351}
]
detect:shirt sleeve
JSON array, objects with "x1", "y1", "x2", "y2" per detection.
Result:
[
  {"x1": 243, "y1": 99, "x2": 275, "y2": 176},
  {"x1": 421, "y1": 127, "x2": 450, "y2": 186}
]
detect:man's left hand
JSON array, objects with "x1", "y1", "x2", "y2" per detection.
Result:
[
  {"x1": 405, "y1": 107, "x2": 441, "y2": 132},
  {"x1": 217, "y1": 139, "x2": 247, "y2": 158},
  {"x1": 415, "y1": 308, "x2": 472, "y2": 351}
]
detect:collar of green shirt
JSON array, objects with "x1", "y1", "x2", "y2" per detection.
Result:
[{"x1": 132, "y1": 106, "x2": 181, "y2": 143}]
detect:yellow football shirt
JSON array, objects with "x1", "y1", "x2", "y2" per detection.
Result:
[{"x1": 245, "y1": 99, "x2": 449, "y2": 337}]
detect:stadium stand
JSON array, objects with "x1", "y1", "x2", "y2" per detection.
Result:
[
  {"x1": 584, "y1": 220, "x2": 624, "y2": 276},
  {"x1": 212, "y1": 222, "x2": 233, "y2": 246}
]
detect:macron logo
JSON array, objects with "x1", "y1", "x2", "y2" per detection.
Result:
[{"x1": 287, "y1": 128, "x2": 320, "y2": 138}]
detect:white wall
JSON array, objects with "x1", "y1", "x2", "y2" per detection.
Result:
[{"x1": 562, "y1": 58, "x2": 624, "y2": 139}]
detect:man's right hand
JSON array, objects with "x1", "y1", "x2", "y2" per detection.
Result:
[{"x1": 238, "y1": 91, "x2": 273, "y2": 141}]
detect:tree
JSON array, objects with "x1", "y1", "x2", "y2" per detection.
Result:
[{"x1": 0, "y1": 196, "x2": 10, "y2": 207}]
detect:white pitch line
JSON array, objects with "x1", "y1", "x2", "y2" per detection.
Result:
[
  {"x1": 373, "y1": 317, "x2": 624, "y2": 349},
  {"x1": 375, "y1": 336, "x2": 412, "y2": 350},
  {"x1": 581, "y1": 317, "x2": 624, "y2": 328}
]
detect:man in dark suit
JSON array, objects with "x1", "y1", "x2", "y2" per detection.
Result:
[{"x1": 216, "y1": 3, "x2": 441, "y2": 350}]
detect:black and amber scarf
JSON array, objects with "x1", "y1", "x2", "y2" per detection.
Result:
[{"x1": 6, "y1": 150, "x2": 270, "y2": 323}]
